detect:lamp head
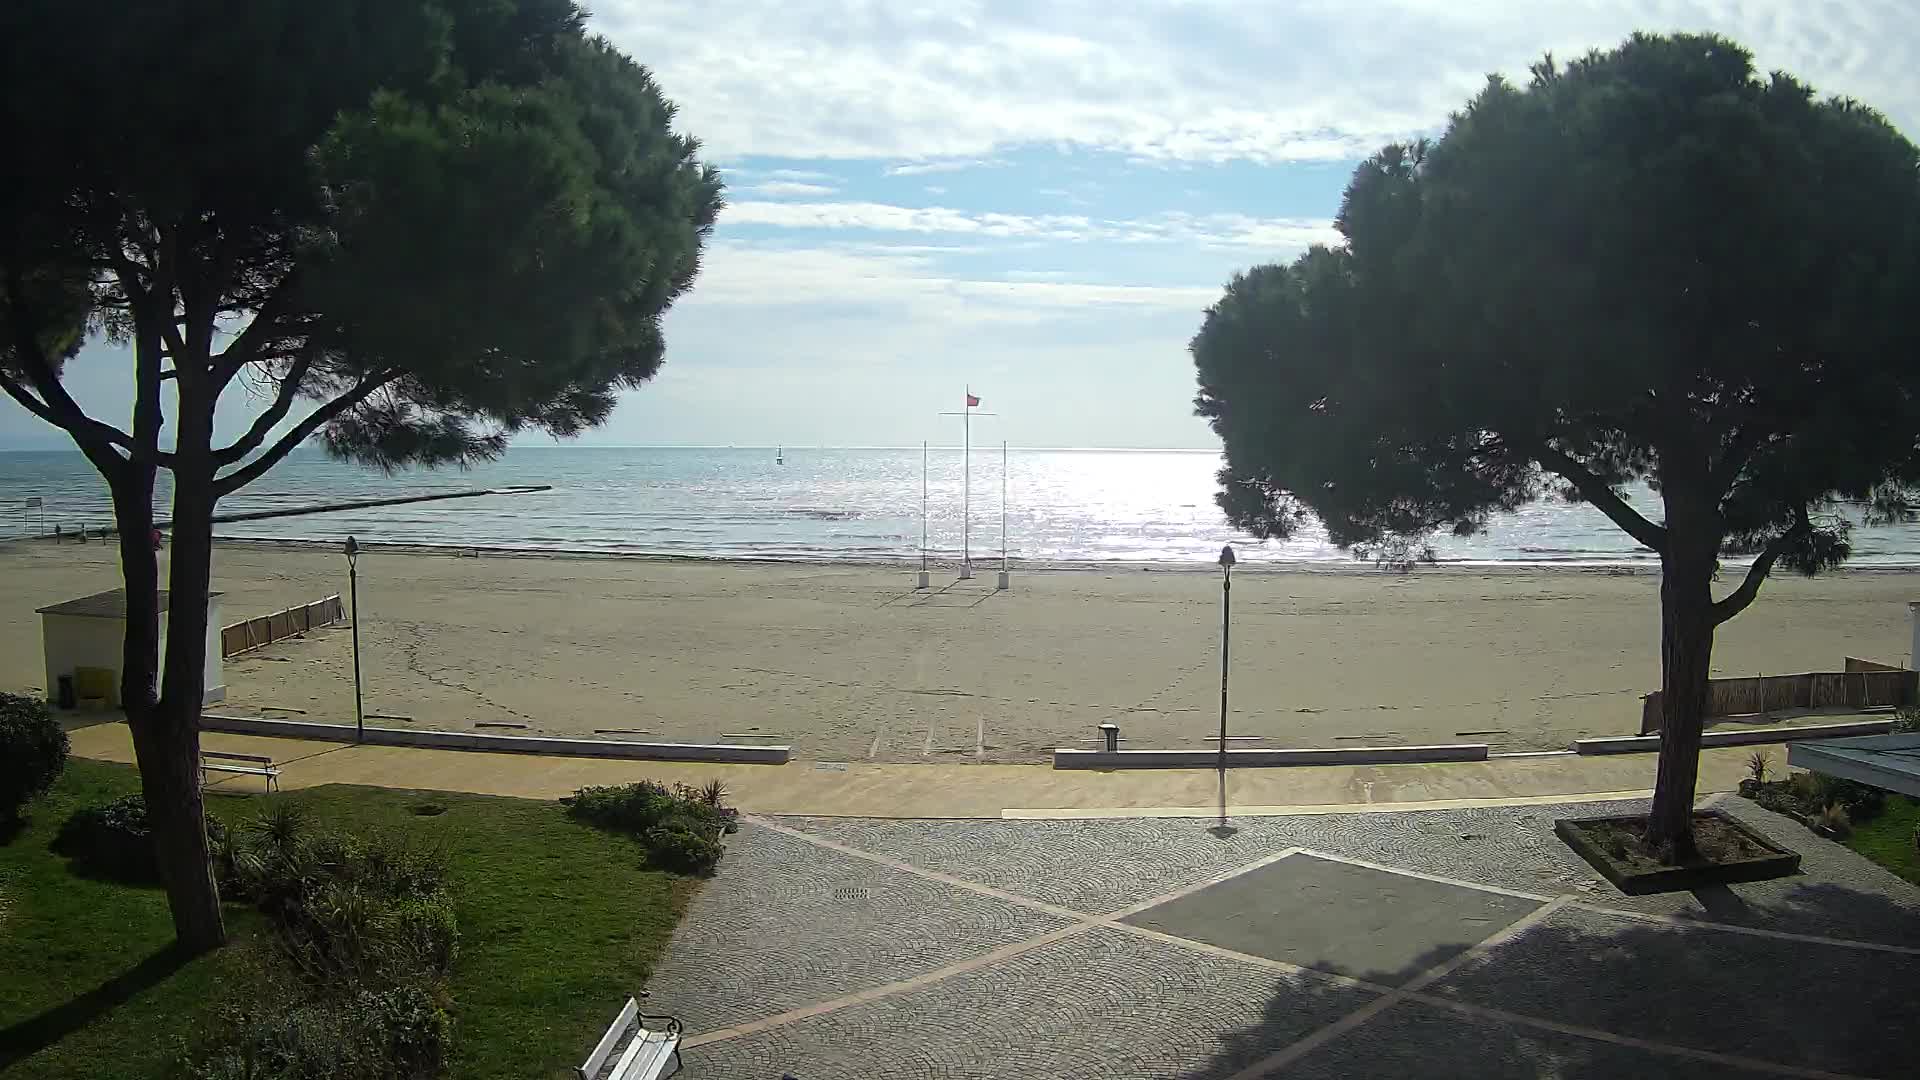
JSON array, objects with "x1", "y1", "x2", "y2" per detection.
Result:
[
  {"x1": 1218, "y1": 543, "x2": 1236, "y2": 569},
  {"x1": 344, "y1": 535, "x2": 359, "y2": 564}
]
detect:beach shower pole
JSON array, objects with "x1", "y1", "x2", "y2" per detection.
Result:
[
  {"x1": 345, "y1": 536, "x2": 364, "y2": 743},
  {"x1": 1215, "y1": 544, "x2": 1236, "y2": 831},
  {"x1": 917, "y1": 442, "x2": 930, "y2": 589},
  {"x1": 997, "y1": 441, "x2": 1010, "y2": 590}
]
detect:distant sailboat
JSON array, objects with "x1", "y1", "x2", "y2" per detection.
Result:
[{"x1": 776, "y1": 445, "x2": 784, "y2": 465}]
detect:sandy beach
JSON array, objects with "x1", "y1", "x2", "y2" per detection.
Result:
[{"x1": 2, "y1": 540, "x2": 1915, "y2": 762}]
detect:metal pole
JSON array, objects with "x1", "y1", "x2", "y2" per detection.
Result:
[
  {"x1": 347, "y1": 537, "x2": 364, "y2": 743},
  {"x1": 1001, "y1": 440, "x2": 1008, "y2": 571},
  {"x1": 1217, "y1": 544, "x2": 1236, "y2": 831},
  {"x1": 921, "y1": 441, "x2": 929, "y2": 574},
  {"x1": 962, "y1": 391, "x2": 971, "y2": 578}
]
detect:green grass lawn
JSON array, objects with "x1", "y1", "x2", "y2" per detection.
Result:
[
  {"x1": 1845, "y1": 793, "x2": 1920, "y2": 887},
  {"x1": 1, "y1": 759, "x2": 698, "y2": 1079}
]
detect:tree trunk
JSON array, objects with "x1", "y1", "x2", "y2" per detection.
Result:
[
  {"x1": 1646, "y1": 538, "x2": 1717, "y2": 861},
  {"x1": 152, "y1": 406, "x2": 227, "y2": 952},
  {"x1": 109, "y1": 464, "x2": 226, "y2": 952}
]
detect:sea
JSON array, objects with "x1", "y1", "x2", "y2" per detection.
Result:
[{"x1": 4, "y1": 445, "x2": 1920, "y2": 568}]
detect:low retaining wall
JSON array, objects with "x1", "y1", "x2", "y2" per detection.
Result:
[
  {"x1": 1576, "y1": 718, "x2": 1894, "y2": 756},
  {"x1": 1052, "y1": 743, "x2": 1489, "y2": 770},
  {"x1": 200, "y1": 713, "x2": 790, "y2": 764}
]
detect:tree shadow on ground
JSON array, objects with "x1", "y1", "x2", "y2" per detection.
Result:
[
  {"x1": 1182, "y1": 880, "x2": 1916, "y2": 1080},
  {"x1": 0, "y1": 944, "x2": 191, "y2": 1069}
]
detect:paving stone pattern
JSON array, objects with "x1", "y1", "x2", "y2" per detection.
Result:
[
  {"x1": 647, "y1": 798, "x2": 1919, "y2": 1078},
  {"x1": 642, "y1": 824, "x2": 1072, "y2": 1033},
  {"x1": 1430, "y1": 904, "x2": 1920, "y2": 1079},
  {"x1": 1273, "y1": 1000, "x2": 1784, "y2": 1080},
  {"x1": 689, "y1": 926, "x2": 1381, "y2": 1080}
]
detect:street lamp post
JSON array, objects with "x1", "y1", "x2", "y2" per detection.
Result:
[
  {"x1": 1216, "y1": 543, "x2": 1235, "y2": 832},
  {"x1": 345, "y1": 536, "x2": 364, "y2": 743}
]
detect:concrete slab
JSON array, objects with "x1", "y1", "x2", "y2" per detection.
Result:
[
  {"x1": 1428, "y1": 904, "x2": 1919, "y2": 1078},
  {"x1": 1577, "y1": 718, "x2": 1893, "y2": 755},
  {"x1": 1121, "y1": 853, "x2": 1543, "y2": 986},
  {"x1": 1278, "y1": 999, "x2": 1780, "y2": 1080}
]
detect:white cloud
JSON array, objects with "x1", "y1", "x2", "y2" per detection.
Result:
[
  {"x1": 688, "y1": 241, "x2": 1215, "y2": 317},
  {"x1": 884, "y1": 158, "x2": 1009, "y2": 176},
  {"x1": 766, "y1": 168, "x2": 836, "y2": 181},
  {"x1": 740, "y1": 180, "x2": 841, "y2": 197},
  {"x1": 723, "y1": 200, "x2": 1339, "y2": 251},
  {"x1": 594, "y1": 1, "x2": 1920, "y2": 164},
  {"x1": 923, "y1": 185, "x2": 947, "y2": 195}
]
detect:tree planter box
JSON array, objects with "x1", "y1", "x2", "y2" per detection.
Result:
[{"x1": 1555, "y1": 811, "x2": 1800, "y2": 895}]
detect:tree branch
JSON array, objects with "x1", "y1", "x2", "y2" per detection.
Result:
[
  {"x1": 213, "y1": 369, "x2": 399, "y2": 497},
  {"x1": 212, "y1": 353, "x2": 314, "y2": 466},
  {"x1": 209, "y1": 276, "x2": 299, "y2": 388},
  {"x1": 2, "y1": 271, "x2": 139, "y2": 472},
  {"x1": 0, "y1": 368, "x2": 62, "y2": 427},
  {"x1": 1711, "y1": 513, "x2": 1808, "y2": 626},
  {"x1": 1708, "y1": 425, "x2": 1764, "y2": 494},
  {"x1": 1530, "y1": 440, "x2": 1668, "y2": 552}
]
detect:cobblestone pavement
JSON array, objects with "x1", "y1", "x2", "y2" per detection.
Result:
[{"x1": 643, "y1": 796, "x2": 1919, "y2": 1078}]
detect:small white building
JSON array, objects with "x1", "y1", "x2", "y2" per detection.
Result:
[{"x1": 36, "y1": 589, "x2": 225, "y2": 708}]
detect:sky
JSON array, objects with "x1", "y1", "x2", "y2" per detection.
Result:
[{"x1": 5, "y1": 0, "x2": 1917, "y2": 451}]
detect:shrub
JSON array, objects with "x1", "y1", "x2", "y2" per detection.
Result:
[
  {"x1": 1893, "y1": 704, "x2": 1920, "y2": 733},
  {"x1": 52, "y1": 793, "x2": 226, "y2": 883},
  {"x1": 0, "y1": 692, "x2": 68, "y2": 825},
  {"x1": 641, "y1": 820, "x2": 725, "y2": 875},
  {"x1": 187, "y1": 985, "x2": 451, "y2": 1080},
  {"x1": 564, "y1": 781, "x2": 731, "y2": 873},
  {"x1": 1745, "y1": 750, "x2": 1771, "y2": 785},
  {"x1": 223, "y1": 809, "x2": 457, "y2": 990}
]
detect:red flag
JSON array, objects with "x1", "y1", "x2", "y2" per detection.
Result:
[{"x1": 966, "y1": 393, "x2": 980, "y2": 407}]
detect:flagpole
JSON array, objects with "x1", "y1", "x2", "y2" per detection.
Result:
[
  {"x1": 917, "y1": 441, "x2": 930, "y2": 589},
  {"x1": 961, "y1": 385, "x2": 972, "y2": 579}
]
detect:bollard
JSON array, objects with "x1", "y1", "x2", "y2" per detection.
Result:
[{"x1": 1098, "y1": 723, "x2": 1119, "y2": 752}]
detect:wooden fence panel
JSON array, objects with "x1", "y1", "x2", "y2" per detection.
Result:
[
  {"x1": 220, "y1": 594, "x2": 345, "y2": 658},
  {"x1": 1640, "y1": 665, "x2": 1915, "y2": 733}
]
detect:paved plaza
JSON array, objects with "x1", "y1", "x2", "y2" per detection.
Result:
[{"x1": 646, "y1": 796, "x2": 1918, "y2": 1078}]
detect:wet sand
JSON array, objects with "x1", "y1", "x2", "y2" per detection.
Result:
[{"x1": 2, "y1": 541, "x2": 1914, "y2": 762}]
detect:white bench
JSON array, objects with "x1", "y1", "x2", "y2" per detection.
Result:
[
  {"x1": 579, "y1": 997, "x2": 682, "y2": 1080},
  {"x1": 199, "y1": 750, "x2": 281, "y2": 793}
]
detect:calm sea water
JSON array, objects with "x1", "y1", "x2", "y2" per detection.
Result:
[{"x1": 4, "y1": 446, "x2": 1920, "y2": 566}]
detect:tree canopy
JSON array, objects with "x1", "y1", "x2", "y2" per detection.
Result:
[
  {"x1": 1192, "y1": 32, "x2": 1920, "y2": 852},
  {"x1": 1, "y1": 0, "x2": 722, "y2": 482},
  {"x1": 0, "y1": 0, "x2": 723, "y2": 950}
]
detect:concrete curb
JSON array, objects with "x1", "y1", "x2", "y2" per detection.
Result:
[
  {"x1": 1574, "y1": 718, "x2": 1894, "y2": 756},
  {"x1": 1051, "y1": 744, "x2": 1489, "y2": 770},
  {"x1": 200, "y1": 713, "x2": 790, "y2": 764}
]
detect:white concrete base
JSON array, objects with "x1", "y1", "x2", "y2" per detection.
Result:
[
  {"x1": 1575, "y1": 718, "x2": 1893, "y2": 755},
  {"x1": 996, "y1": 571, "x2": 1010, "y2": 591},
  {"x1": 915, "y1": 570, "x2": 930, "y2": 589},
  {"x1": 199, "y1": 713, "x2": 790, "y2": 764},
  {"x1": 958, "y1": 565, "x2": 973, "y2": 580},
  {"x1": 1053, "y1": 743, "x2": 1490, "y2": 769}
]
